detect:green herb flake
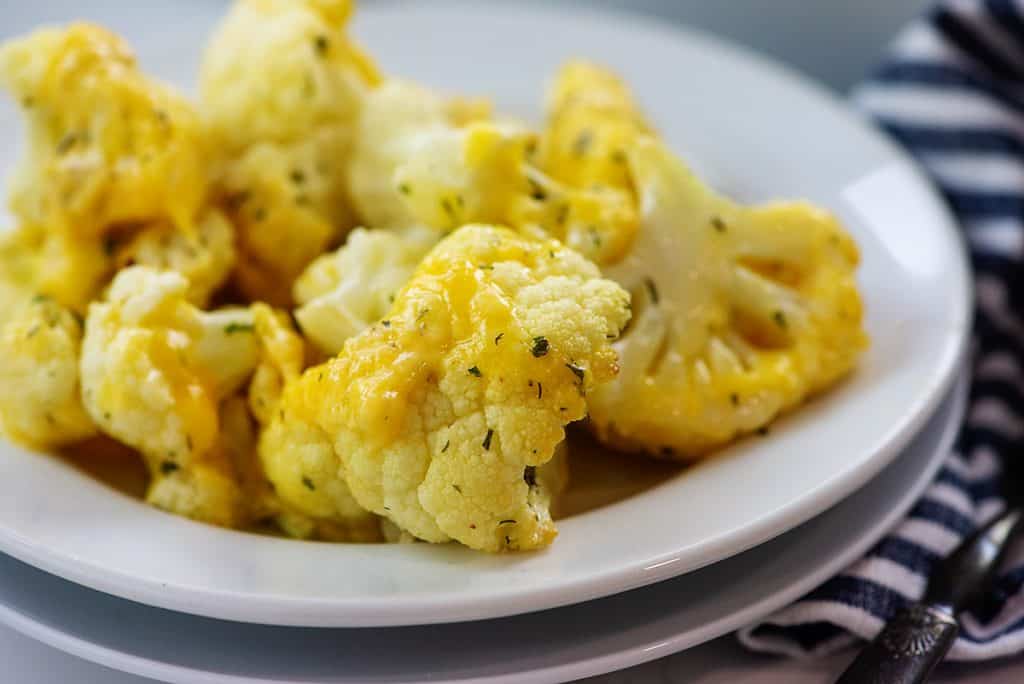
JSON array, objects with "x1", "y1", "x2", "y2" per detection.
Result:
[
  {"x1": 253, "y1": 207, "x2": 267, "y2": 222},
  {"x1": 313, "y1": 35, "x2": 330, "y2": 56},
  {"x1": 531, "y1": 336, "x2": 549, "y2": 358},
  {"x1": 565, "y1": 363, "x2": 585, "y2": 383},
  {"x1": 482, "y1": 429, "x2": 494, "y2": 451},
  {"x1": 773, "y1": 310, "x2": 788, "y2": 329},
  {"x1": 160, "y1": 461, "x2": 179, "y2": 475},
  {"x1": 610, "y1": 148, "x2": 628, "y2": 165},
  {"x1": 523, "y1": 466, "x2": 537, "y2": 487},
  {"x1": 555, "y1": 203, "x2": 570, "y2": 227},
  {"x1": 382, "y1": 320, "x2": 391, "y2": 328},
  {"x1": 441, "y1": 440, "x2": 450, "y2": 453},
  {"x1": 589, "y1": 226, "x2": 602, "y2": 247},
  {"x1": 452, "y1": 484, "x2": 462, "y2": 493},
  {"x1": 441, "y1": 197, "x2": 457, "y2": 222},
  {"x1": 468, "y1": 366, "x2": 482, "y2": 377},
  {"x1": 730, "y1": 393, "x2": 739, "y2": 406},
  {"x1": 290, "y1": 169, "x2": 306, "y2": 184},
  {"x1": 398, "y1": 182, "x2": 412, "y2": 195},
  {"x1": 494, "y1": 332, "x2": 504, "y2": 345},
  {"x1": 225, "y1": 190, "x2": 250, "y2": 211},
  {"x1": 302, "y1": 476, "x2": 316, "y2": 491},
  {"x1": 529, "y1": 178, "x2": 547, "y2": 201},
  {"x1": 56, "y1": 132, "x2": 77, "y2": 155},
  {"x1": 711, "y1": 216, "x2": 727, "y2": 233},
  {"x1": 644, "y1": 277, "x2": 660, "y2": 304},
  {"x1": 572, "y1": 129, "x2": 594, "y2": 157},
  {"x1": 224, "y1": 322, "x2": 255, "y2": 335}
]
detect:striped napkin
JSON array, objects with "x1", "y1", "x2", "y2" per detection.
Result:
[{"x1": 739, "y1": 0, "x2": 1024, "y2": 662}]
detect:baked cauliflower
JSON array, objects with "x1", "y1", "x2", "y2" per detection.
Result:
[
  {"x1": 346, "y1": 79, "x2": 492, "y2": 228},
  {"x1": 199, "y1": 0, "x2": 380, "y2": 155},
  {"x1": 80, "y1": 266, "x2": 262, "y2": 525},
  {"x1": 0, "y1": 227, "x2": 44, "y2": 325},
  {"x1": 289, "y1": 224, "x2": 630, "y2": 551},
  {"x1": 588, "y1": 138, "x2": 868, "y2": 458},
  {"x1": 218, "y1": 133, "x2": 351, "y2": 305},
  {"x1": 249, "y1": 303, "x2": 381, "y2": 541},
  {"x1": 364, "y1": 90, "x2": 635, "y2": 265},
  {"x1": 293, "y1": 225, "x2": 438, "y2": 355},
  {"x1": 115, "y1": 209, "x2": 236, "y2": 307},
  {"x1": 535, "y1": 61, "x2": 649, "y2": 264},
  {"x1": 0, "y1": 23, "x2": 207, "y2": 238},
  {"x1": 200, "y1": 0, "x2": 381, "y2": 302},
  {"x1": 0, "y1": 296, "x2": 96, "y2": 448}
]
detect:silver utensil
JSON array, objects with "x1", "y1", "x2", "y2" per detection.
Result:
[{"x1": 835, "y1": 502, "x2": 1022, "y2": 684}]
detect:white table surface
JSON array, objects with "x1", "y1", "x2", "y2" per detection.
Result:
[{"x1": 6, "y1": 0, "x2": 1018, "y2": 681}]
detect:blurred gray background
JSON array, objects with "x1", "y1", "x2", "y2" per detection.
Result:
[
  {"x1": 377, "y1": 0, "x2": 934, "y2": 92},
  {"x1": 3, "y1": 0, "x2": 934, "y2": 93}
]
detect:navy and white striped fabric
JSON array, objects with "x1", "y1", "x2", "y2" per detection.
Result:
[{"x1": 739, "y1": 0, "x2": 1024, "y2": 661}]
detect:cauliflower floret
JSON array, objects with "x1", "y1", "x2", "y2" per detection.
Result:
[
  {"x1": 249, "y1": 303, "x2": 381, "y2": 541},
  {"x1": 80, "y1": 266, "x2": 262, "y2": 524},
  {"x1": 373, "y1": 101, "x2": 635, "y2": 265},
  {"x1": 347, "y1": 80, "x2": 492, "y2": 227},
  {"x1": 201, "y1": 0, "x2": 380, "y2": 302},
  {"x1": 535, "y1": 61, "x2": 649, "y2": 264},
  {"x1": 116, "y1": 209, "x2": 236, "y2": 307},
  {"x1": 289, "y1": 225, "x2": 630, "y2": 551},
  {"x1": 588, "y1": 138, "x2": 868, "y2": 458},
  {"x1": 219, "y1": 395, "x2": 278, "y2": 523},
  {"x1": 0, "y1": 227, "x2": 44, "y2": 324},
  {"x1": 0, "y1": 222, "x2": 113, "y2": 314},
  {"x1": 0, "y1": 23, "x2": 207, "y2": 238},
  {"x1": 218, "y1": 133, "x2": 352, "y2": 305},
  {"x1": 199, "y1": 0, "x2": 380, "y2": 155},
  {"x1": 293, "y1": 225, "x2": 438, "y2": 355},
  {"x1": 0, "y1": 296, "x2": 96, "y2": 447}
]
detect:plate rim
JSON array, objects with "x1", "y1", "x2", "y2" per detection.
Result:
[
  {"x1": 0, "y1": 0, "x2": 974, "y2": 628},
  {"x1": 0, "y1": 373, "x2": 969, "y2": 684}
]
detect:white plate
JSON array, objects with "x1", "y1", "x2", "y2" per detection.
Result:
[
  {"x1": 0, "y1": 375, "x2": 968, "y2": 684},
  {"x1": 0, "y1": 1, "x2": 971, "y2": 626}
]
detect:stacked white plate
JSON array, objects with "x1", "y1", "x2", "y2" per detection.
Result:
[{"x1": 0, "y1": 2, "x2": 972, "y2": 682}]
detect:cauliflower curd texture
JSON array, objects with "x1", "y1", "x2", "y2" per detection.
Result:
[
  {"x1": 288, "y1": 225, "x2": 630, "y2": 551},
  {"x1": 0, "y1": 296, "x2": 96, "y2": 448},
  {"x1": 588, "y1": 138, "x2": 867, "y2": 458},
  {"x1": 80, "y1": 267, "x2": 261, "y2": 525},
  {"x1": 0, "y1": 1, "x2": 868, "y2": 553},
  {"x1": 0, "y1": 23, "x2": 210, "y2": 312},
  {"x1": 201, "y1": 0, "x2": 381, "y2": 303}
]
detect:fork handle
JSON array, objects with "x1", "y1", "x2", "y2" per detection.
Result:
[{"x1": 835, "y1": 603, "x2": 958, "y2": 684}]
